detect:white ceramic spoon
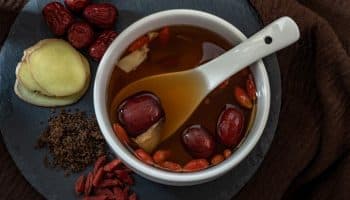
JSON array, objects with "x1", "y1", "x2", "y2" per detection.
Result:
[{"x1": 114, "y1": 17, "x2": 300, "y2": 143}]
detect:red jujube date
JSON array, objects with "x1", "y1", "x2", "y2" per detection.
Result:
[
  {"x1": 42, "y1": 2, "x2": 74, "y2": 36},
  {"x1": 64, "y1": 0, "x2": 90, "y2": 12},
  {"x1": 182, "y1": 125, "x2": 215, "y2": 158},
  {"x1": 217, "y1": 105, "x2": 245, "y2": 147},
  {"x1": 88, "y1": 30, "x2": 118, "y2": 61},
  {"x1": 117, "y1": 92, "x2": 164, "y2": 137},
  {"x1": 68, "y1": 22, "x2": 94, "y2": 49},
  {"x1": 83, "y1": 3, "x2": 118, "y2": 29}
]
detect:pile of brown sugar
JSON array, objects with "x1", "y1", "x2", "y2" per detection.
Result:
[{"x1": 36, "y1": 110, "x2": 106, "y2": 175}]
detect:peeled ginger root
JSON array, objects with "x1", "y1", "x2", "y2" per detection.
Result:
[
  {"x1": 14, "y1": 39, "x2": 90, "y2": 107},
  {"x1": 27, "y1": 39, "x2": 88, "y2": 96}
]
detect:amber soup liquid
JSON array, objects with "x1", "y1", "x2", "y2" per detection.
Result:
[{"x1": 108, "y1": 26, "x2": 254, "y2": 165}]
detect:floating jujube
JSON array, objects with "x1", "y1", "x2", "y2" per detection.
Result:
[
  {"x1": 182, "y1": 125, "x2": 215, "y2": 159},
  {"x1": 217, "y1": 105, "x2": 245, "y2": 147},
  {"x1": 117, "y1": 92, "x2": 164, "y2": 137}
]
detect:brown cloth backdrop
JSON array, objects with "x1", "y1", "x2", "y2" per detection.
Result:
[{"x1": 1, "y1": 0, "x2": 350, "y2": 199}]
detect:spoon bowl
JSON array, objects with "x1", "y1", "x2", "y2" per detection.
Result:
[
  {"x1": 112, "y1": 17, "x2": 299, "y2": 142},
  {"x1": 94, "y1": 9, "x2": 298, "y2": 185}
]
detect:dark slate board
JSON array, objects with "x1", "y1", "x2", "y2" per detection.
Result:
[{"x1": 0, "y1": 0, "x2": 281, "y2": 199}]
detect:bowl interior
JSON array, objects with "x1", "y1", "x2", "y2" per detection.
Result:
[{"x1": 94, "y1": 9, "x2": 270, "y2": 186}]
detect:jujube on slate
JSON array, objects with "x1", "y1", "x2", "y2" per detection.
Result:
[
  {"x1": 42, "y1": 2, "x2": 74, "y2": 36},
  {"x1": 67, "y1": 22, "x2": 94, "y2": 49}
]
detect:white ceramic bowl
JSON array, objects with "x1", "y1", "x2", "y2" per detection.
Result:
[{"x1": 94, "y1": 9, "x2": 270, "y2": 186}]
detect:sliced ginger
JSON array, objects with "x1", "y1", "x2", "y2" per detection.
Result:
[
  {"x1": 14, "y1": 79, "x2": 89, "y2": 107},
  {"x1": 14, "y1": 39, "x2": 91, "y2": 107},
  {"x1": 133, "y1": 121, "x2": 162, "y2": 153},
  {"x1": 16, "y1": 61, "x2": 51, "y2": 96},
  {"x1": 27, "y1": 39, "x2": 88, "y2": 97}
]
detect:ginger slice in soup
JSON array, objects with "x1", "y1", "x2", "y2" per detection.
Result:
[
  {"x1": 16, "y1": 61, "x2": 51, "y2": 96},
  {"x1": 147, "y1": 32, "x2": 159, "y2": 41},
  {"x1": 117, "y1": 45, "x2": 149, "y2": 73},
  {"x1": 133, "y1": 121, "x2": 162, "y2": 153},
  {"x1": 117, "y1": 31, "x2": 159, "y2": 73},
  {"x1": 27, "y1": 39, "x2": 88, "y2": 97}
]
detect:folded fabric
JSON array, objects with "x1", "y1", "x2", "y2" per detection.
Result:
[{"x1": 235, "y1": 0, "x2": 350, "y2": 199}]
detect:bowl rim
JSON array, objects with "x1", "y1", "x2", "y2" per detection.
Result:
[{"x1": 94, "y1": 9, "x2": 271, "y2": 185}]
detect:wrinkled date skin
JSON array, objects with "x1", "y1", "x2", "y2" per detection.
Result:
[
  {"x1": 65, "y1": 0, "x2": 90, "y2": 12},
  {"x1": 88, "y1": 30, "x2": 118, "y2": 61},
  {"x1": 83, "y1": 3, "x2": 118, "y2": 29},
  {"x1": 68, "y1": 22, "x2": 94, "y2": 49},
  {"x1": 182, "y1": 125, "x2": 215, "y2": 158},
  {"x1": 117, "y1": 92, "x2": 164, "y2": 137},
  {"x1": 217, "y1": 105, "x2": 245, "y2": 147},
  {"x1": 42, "y1": 2, "x2": 74, "y2": 36}
]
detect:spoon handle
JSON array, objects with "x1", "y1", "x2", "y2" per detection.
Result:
[{"x1": 197, "y1": 17, "x2": 300, "y2": 92}]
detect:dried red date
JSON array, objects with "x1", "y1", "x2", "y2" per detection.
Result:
[
  {"x1": 42, "y1": 2, "x2": 74, "y2": 36},
  {"x1": 68, "y1": 22, "x2": 94, "y2": 49},
  {"x1": 217, "y1": 105, "x2": 245, "y2": 147},
  {"x1": 83, "y1": 3, "x2": 118, "y2": 29},
  {"x1": 117, "y1": 92, "x2": 164, "y2": 137},
  {"x1": 65, "y1": 0, "x2": 90, "y2": 12},
  {"x1": 182, "y1": 125, "x2": 215, "y2": 158},
  {"x1": 89, "y1": 30, "x2": 118, "y2": 61}
]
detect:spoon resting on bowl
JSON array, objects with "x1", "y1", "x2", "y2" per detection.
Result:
[{"x1": 113, "y1": 17, "x2": 300, "y2": 146}]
